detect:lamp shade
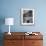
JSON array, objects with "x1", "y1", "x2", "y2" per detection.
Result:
[{"x1": 5, "y1": 18, "x2": 14, "y2": 25}]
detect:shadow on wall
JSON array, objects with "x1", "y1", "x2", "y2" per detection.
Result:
[
  {"x1": 0, "y1": 16, "x2": 5, "y2": 32},
  {"x1": 0, "y1": 16, "x2": 5, "y2": 46}
]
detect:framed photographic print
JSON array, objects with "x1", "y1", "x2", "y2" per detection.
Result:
[{"x1": 21, "y1": 8, "x2": 34, "y2": 25}]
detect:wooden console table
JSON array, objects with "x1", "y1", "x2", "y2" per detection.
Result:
[{"x1": 4, "y1": 32, "x2": 43, "y2": 46}]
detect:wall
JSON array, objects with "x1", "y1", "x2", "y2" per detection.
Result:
[{"x1": 0, "y1": 0, "x2": 46, "y2": 46}]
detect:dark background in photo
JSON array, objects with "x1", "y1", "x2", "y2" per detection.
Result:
[{"x1": 23, "y1": 10, "x2": 33, "y2": 23}]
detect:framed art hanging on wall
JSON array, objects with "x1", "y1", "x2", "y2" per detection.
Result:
[{"x1": 21, "y1": 8, "x2": 34, "y2": 25}]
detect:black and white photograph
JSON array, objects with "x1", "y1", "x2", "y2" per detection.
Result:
[{"x1": 21, "y1": 8, "x2": 34, "y2": 25}]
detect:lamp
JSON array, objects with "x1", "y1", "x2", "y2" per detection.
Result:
[{"x1": 5, "y1": 18, "x2": 14, "y2": 35}]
